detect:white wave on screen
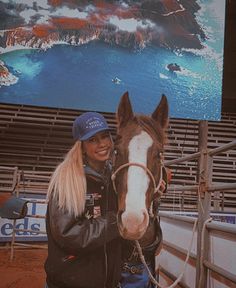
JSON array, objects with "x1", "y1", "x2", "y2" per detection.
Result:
[
  {"x1": 159, "y1": 73, "x2": 169, "y2": 79},
  {"x1": 182, "y1": 45, "x2": 223, "y2": 72}
]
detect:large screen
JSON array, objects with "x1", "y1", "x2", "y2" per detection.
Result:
[{"x1": 0, "y1": 0, "x2": 226, "y2": 120}]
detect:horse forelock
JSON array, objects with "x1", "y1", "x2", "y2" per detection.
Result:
[
  {"x1": 136, "y1": 115, "x2": 166, "y2": 147},
  {"x1": 117, "y1": 115, "x2": 164, "y2": 141}
]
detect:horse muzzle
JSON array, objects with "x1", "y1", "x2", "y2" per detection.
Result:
[{"x1": 117, "y1": 209, "x2": 149, "y2": 240}]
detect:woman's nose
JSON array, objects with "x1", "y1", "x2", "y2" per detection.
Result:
[{"x1": 97, "y1": 138, "x2": 107, "y2": 146}]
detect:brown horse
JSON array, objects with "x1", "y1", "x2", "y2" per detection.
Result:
[{"x1": 112, "y1": 91, "x2": 169, "y2": 244}]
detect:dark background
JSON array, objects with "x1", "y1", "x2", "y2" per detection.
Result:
[{"x1": 222, "y1": 0, "x2": 236, "y2": 113}]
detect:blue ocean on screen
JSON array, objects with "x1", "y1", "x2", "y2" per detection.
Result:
[{"x1": 0, "y1": 0, "x2": 225, "y2": 120}]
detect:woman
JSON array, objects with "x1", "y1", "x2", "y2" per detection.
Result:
[{"x1": 44, "y1": 112, "x2": 122, "y2": 288}]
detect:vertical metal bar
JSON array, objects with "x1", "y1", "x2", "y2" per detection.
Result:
[
  {"x1": 181, "y1": 191, "x2": 184, "y2": 210},
  {"x1": 222, "y1": 191, "x2": 225, "y2": 211},
  {"x1": 213, "y1": 191, "x2": 221, "y2": 211},
  {"x1": 10, "y1": 171, "x2": 21, "y2": 261},
  {"x1": 12, "y1": 166, "x2": 18, "y2": 192},
  {"x1": 196, "y1": 120, "x2": 211, "y2": 288},
  {"x1": 10, "y1": 219, "x2": 16, "y2": 261}
]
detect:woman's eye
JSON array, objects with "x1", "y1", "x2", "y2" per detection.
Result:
[{"x1": 89, "y1": 137, "x2": 96, "y2": 143}]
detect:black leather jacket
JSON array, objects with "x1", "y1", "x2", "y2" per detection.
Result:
[{"x1": 45, "y1": 163, "x2": 122, "y2": 288}]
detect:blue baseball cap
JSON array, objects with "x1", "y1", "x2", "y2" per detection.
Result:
[{"x1": 72, "y1": 112, "x2": 110, "y2": 141}]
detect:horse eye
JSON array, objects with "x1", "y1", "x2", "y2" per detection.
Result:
[{"x1": 156, "y1": 151, "x2": 162, "y2": 159}]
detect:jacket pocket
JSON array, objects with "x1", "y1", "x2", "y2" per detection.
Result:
[{"x1": 56, "y1": 251, "x2": 105, "y2": 288}]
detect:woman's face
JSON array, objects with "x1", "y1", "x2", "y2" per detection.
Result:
[{"x1": 82, "y1": 130, "x2": 113, "y2": 169}]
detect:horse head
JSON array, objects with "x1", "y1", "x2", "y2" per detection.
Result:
[{"x1": 112, "y1": 91, "x2": 168, "y2": 240}]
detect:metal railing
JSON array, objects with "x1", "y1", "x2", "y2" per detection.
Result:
[{"x1": 160, "y1": 121, "x2": 236, "y2": 288}]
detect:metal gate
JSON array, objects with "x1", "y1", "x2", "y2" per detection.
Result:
[{"x1": 159, "y1": 121, "x2": 236, "y2": 288}]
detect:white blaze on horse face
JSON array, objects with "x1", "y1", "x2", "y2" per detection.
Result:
[{"x1": 126, "y1": 131, "x2": 153, "y2": 215}]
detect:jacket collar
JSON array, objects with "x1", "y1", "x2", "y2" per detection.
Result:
[{"x1": 83, "y1": 160, "x2": 112, "y2": 182}]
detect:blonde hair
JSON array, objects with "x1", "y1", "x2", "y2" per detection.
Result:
[{"x1": 47, "y1": 141, "x2": 86, "y2": 217}]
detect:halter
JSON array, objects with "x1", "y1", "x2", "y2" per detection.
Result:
[{"x1": 111, "y1": 152, "x2": 165, "y2": 200}]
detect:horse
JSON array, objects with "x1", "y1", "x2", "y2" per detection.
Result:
[
  {"x1": 111, "y1": 91, "x2": 169, "y2": 249},
  {"x1": 111, "y1": 92, "x2": 197, "y2": 288}
]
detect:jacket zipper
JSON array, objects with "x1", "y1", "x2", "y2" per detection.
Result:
[
  {"x1": 104, "y1": 243, "x2": 108, "y2": 288},
  {"x1": 103, "y1": 177, "x2": 110, "y2": 288}
]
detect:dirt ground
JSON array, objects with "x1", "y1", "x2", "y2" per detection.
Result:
[
  {"x1": 0, "y1": 245, "x2": 182, "y2": 288},
  {"x1": 0, "y1": 246, "x2": 47, "y2": 288}
]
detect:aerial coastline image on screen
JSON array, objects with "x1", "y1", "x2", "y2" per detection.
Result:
[{"x1": 0, "y1": 0, "x2": 226, "y2": 120}]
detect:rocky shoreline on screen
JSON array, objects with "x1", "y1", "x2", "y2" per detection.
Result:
[
  {"x1": 0, "y1": 61, "x2": 18, "y2": 87},
  {"x1": 0, "y1": 0, "x2": 206, "y2": 84},
  {"x1": 0, "y1": 0, "x2": 205, "y2": 51}
]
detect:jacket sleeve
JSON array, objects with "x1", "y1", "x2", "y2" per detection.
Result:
[{"x1": 48, "y1": 200, "x2": 120, "y2": 255}]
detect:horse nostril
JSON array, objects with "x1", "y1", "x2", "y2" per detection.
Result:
[
  {"x1": 142, "y1": 209, "x2": 149, "y2": 224},
  {"x1": 117, "y1": 210, "x2": 124, "y2": 224}
]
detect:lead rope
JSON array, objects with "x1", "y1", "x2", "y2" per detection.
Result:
[
  {"x1": 199, "y1": 217, "x2": 212, "y2": 287},
  {"x1": 135, "y1": 217, "x2": 198, "y2": 288}
]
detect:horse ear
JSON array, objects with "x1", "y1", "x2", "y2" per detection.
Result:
[
  {"x1": 117, "y1": 91, "x2": 134, "y2": 128},
  {"x1": 151, "y1": 94, "x2": 169, "y2": 128}
]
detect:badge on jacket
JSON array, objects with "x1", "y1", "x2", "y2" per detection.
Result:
[{"x1": 85, "y1": 193, "x2": 101, "y2": 219}]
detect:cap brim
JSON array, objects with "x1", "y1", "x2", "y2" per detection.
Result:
[{"x1": 80, "y1": 127, "x2": 111, "y2": 141}]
